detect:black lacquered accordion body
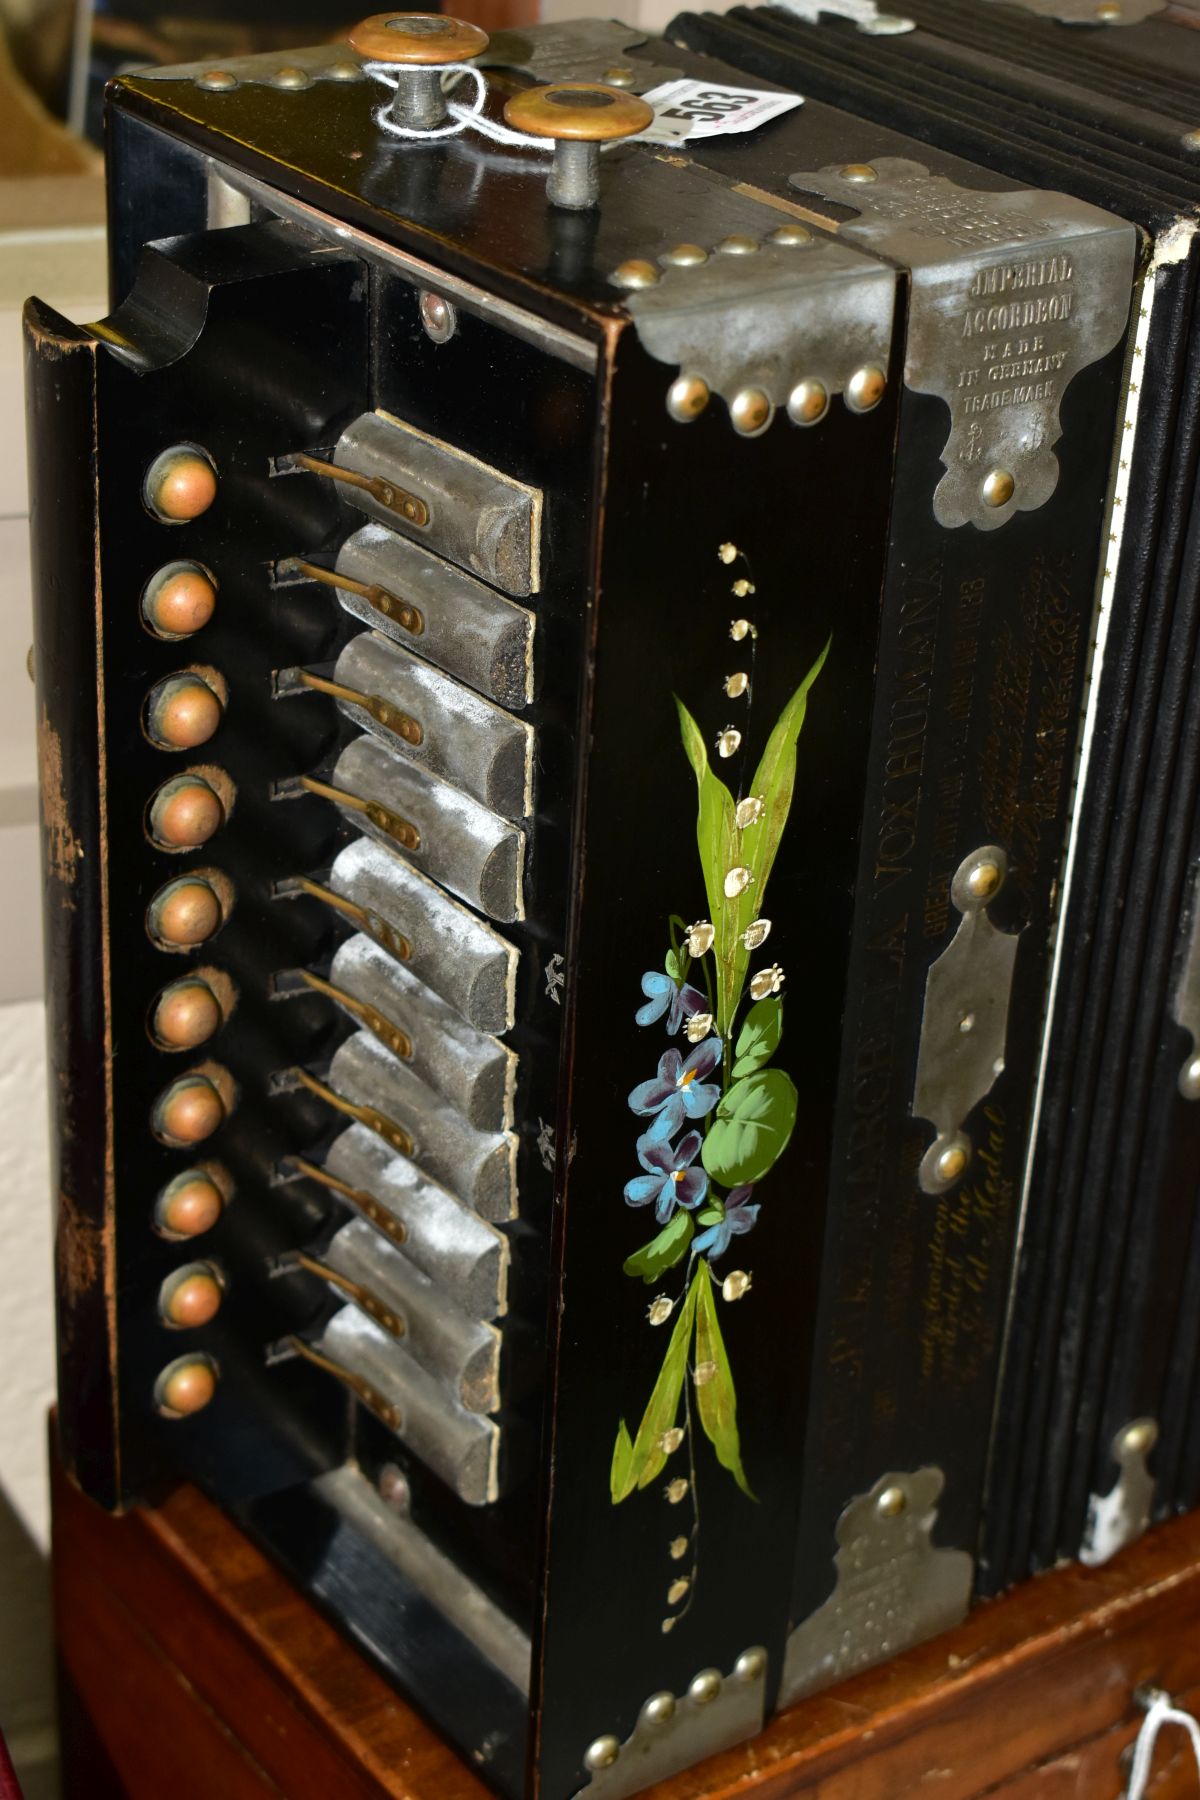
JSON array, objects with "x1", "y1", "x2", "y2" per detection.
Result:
[{"x1": 28, "y1": 7, "x2": 1191, "y2": 1795}]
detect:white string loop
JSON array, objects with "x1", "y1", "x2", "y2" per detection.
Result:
[
  {"x1": 363, "y1": 61, "x2": 552, "y2": 150},
  {"x1": 1126, "y1": 1692, "x2": 1200, "y2": 1800}
]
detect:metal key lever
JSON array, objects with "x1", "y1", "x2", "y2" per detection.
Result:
[
  {"x1": 288, "y1": 1154, "x2": 410, "y2": 1249},
  {"x1": 276, "y1": 450, "x2": 430, "y2": 527},
  {"x1": 273, "y1": 1250, "x2": 407, "y2": 1341},
  {"x1": 276, "y1": 557, "x2": 425, "y2": 638},
  {"x1": 295, "y1": 966, "x2": 415, "y2": 1064},
  {"x1": 296, "y1": 773, "x2": 421, "y2": 854},
  {"x1": 269, "y1": 1333, "x2": 403, "y2": 1431},
  {"x1": 293, "y1": 667, "x2": 424, "y2": 748},
  {"x1": 277, "y1": 875, "x2": 413, "y2": 965},
  {"x1": 289, "y1": 1065, "x2": 415, "y2": 1158}
]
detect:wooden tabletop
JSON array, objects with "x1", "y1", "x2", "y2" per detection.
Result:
[{"x1": 50, "y1": 1437, "x2": 1200, "y2": 1798}]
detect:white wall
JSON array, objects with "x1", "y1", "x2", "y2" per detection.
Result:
[{"x1": 0, "y1": 186, "x2": 105, "y2": 1800}]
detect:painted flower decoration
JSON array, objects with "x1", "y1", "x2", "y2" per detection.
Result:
[
  {"x1": 624, "y1": 1116, "x2": 708, "y2": 1223},
  {"x1": 693, "y1": 1186, "x2": 760, "y2": 1262},
  {"x1": 750, "y1": 964, "x2": 785, "y2": 1000},
  {"x1": 628, "y1": 1039, "x2": 723, "y2": 1133},
  {"x1": 635, "y1": 970, "x2": 707, "y2": 1034}
]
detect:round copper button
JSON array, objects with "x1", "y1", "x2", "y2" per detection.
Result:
[
  {"x1": 143, "y1": 564, "x2": 217, "y2": 639},
  {"x1": 144, "y1": 447, "x2": 218, "y2": 524},
  {"x1": 149, "y1": 776, "x2": 224, "y2": 850},
  {"x1": 160, "y1": 1263, "x2": 224, "y2": 1329},
  {"x1": 152, "y1": 979, "x2": 223, "y2": 1051},
  {"x1": 154, "y1": 1073, "x2": 225, "y2": 1147},
  {"x1": 148, "y1": 876, "x2": 223, "y2": 949},
  {"x1": 146, "y1": 674, "x2": 224, "y2": 751},
  {"x1": 155, "y1": 1170, "x2": 225, "y2": 1239},
  {"x1": 155, "y1": 1355, "x2": 218, "y2": 1417}
]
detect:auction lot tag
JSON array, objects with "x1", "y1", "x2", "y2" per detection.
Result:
[{"x1": 636, "y1": 79, "x2": 804, "y2": 146}]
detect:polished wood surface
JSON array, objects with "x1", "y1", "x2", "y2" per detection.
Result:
[{"x1": 52, "y1": 1435, "x2": 1200, "y2": 1798}]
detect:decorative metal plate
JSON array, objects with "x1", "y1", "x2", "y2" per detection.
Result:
[
  {"x1": 984, "y1": 0, "x2": 1165, "y2": 25},
  {"x1": 787, "y1": 157, "x2": 1138, "y2": 529},
  {"x1": 138, "y1": 44, "x2": 366, "y2": 89},
  {"x1": 1080, "y1": 1419, "x2": 1158, "y2": 1566},
  {"x1": 574, "y1": 1649, "x2": 767, "y2": 1798},
  {"x1": 780, "y1": 1468, "x2": 972, "y2": 1705},
  {"x1": 482, "y1": 20, "x2": 683, "y2": 94},
  {"x1": 776, "y1": 0, "x2": 917, "y2": 33}
]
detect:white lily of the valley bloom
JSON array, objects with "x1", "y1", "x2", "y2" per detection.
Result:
[
  {"x1": 686, "y1": 1012, "x2": 714, "y2": 1043},
  {"x1": 693, "y1": 1359, "x2": 717, "y2": 1387},
  {"x1": 669, "y1": 1535, "x2": 689, "y2": 1559},
  {"x1": 665, "y1": 1477, "x2": 690, "y2": 1503},
  {"x1": 660, "y1": 1427, "x2": 684, "y2": 1454},
  {"x1": 751, "y1": 964, "x2": 785, "y2": 1000},
  {"x1": 724, "y1": 865, "x2": 752, "y2": 898},
  {"x1": 686, "y1": 920, "x2": 714, "y2": 955},
  {"x1": 742, "y1": 918, "x2": 772, "y2": 950},
  {"x1": 725, "y1": 672, "x2": 749, "y2": 698},
  {"x1": 732, "y1": 578, "x2": 754, "y2": 598},
  {"x1": 718, "y1": 542, "x2": 738, "y2": 564},
  {"x1": 729, "y1": 617, "x2": 754, "y2": 641},
  {"x1": 717, "y1": 727, "x2": 742, "y2": 758},
  {"x1": 661, "y1": 1617, "x2": 676, "y2": 1633},
  {"x1": 667, "y1": 1577, "x2": 690, "y2": 1604},
  {"x1": 735, "y1": 795, "x2": 764, "y2": 828},
  {"x1": 722, "y1": 1270, "x2": 752, "y2": 1302},
  {"x1": 647, "y1": 1295, "x2": 674, "y2": 1326}
]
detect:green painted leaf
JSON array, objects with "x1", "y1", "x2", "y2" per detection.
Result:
[
  {"x1": 617, "y1": 1280, "x2": 700, "y2": 1500},
  {"x1": 732, "y1": 996, "x2": 783, "y2": 1078},
  {"x1": 676, "y1": 698, "x2": 740, "y2": 1037},
  {"x1": 623, "y1": 1212, "x2": 694, "y2": 1284},
  {"x1": 696, "y1": 1204, "x2": 724, "y2": 1227},
  {"x1": 700, "y1": 1068, "x2": 799, "y2": 1188},
  {"x1": 611, "y1": 1419, "x2": 635, "y2": 1503},
  {"x1": 694, "y1": 1264, "x2": 753, "y2": 1498}
]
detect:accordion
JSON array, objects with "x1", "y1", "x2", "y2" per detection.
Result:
[{"x1": 26, "y1": 7, "x2": 1189, "y2": 1796}]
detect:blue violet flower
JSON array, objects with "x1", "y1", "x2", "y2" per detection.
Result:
[
  {"x1": 623, "y1": 1116, "x2": 709, "y2": 1224},
  {"x1": 635, "y1": 970, "x2": 708, "y2": 1034},
  {"x1": 693, "y1": 1186, "x2": 759, "y2": 1262},
  {"x1": 628, "y1": 1038, "x2": 723, "y2": 1134}
]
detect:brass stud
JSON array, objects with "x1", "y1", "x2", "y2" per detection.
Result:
[
  {"x1": 419, "y1": 291, "x2": 456, "y2": 344},
  {"x1": 145, "y1": 447, "x2": 218, "y2": 524},
  {"x1": 149, "y1": 877, "x2": 223, "y2": 948},
  {"x1": 842, "y1": 162, "x2": 878, "y2": 182},
  {"x1": 661, "y1": 243, "x2": 708, "y2": 267},
  {"x1": 153, "y1": 979, "x2": 223, "y2": 1051},
  {"x1": 876, "y1": 1483, "x2": 908, "y2": 1517},
  {"x1": 154, "y1": 1074, "x2": 226, "y2": 1147},
  {"x1": 966, "y1": 858, "x2": 1003, "y2": 901},
  {"x1": 327, "y1": 61, "x2": 365, "y2": 81},
  {"x1": 155, "y1": 1170, "x2": 225, "y2": 1240},
  {"x1": 667, "y1": 372, "x2": 710, "y2": 424},
  {"x1": 735, "y1": 1647, "x2": 767, "y2": 1682},
  {"x1": 787, "y1": 378, "x2": 829, "y2": 426},
  {"x1": 272, "y1": 65, "x2": 311, "y2": 89},
  {"x1": 156, "y1": 1355, "x2": 218, "y2": 1417},
  {"x1": 603, "y1": 66, "x2": 636, "y2": 85},
  {"x1": 143, "y1": 564, "x2": 217, "y2": 639},
  {"x1": 688, "y1": 1669, "x2": 722, "y2": 1705},
  {"x1": 1180, "y1": 1055, "x2": 1200, "y2": 1101},
  {"x1": 1183, "y1": 129, "x2": 1200, "y2": 153},
  {"x1": 147, "y1": 675, "x2": 224, "y2": 751},
  {"x1": 770, "y1": 222, "x2": 813, "y2": 246},
  {"x1": 1095, "y1": 1, "x2": 1121, "y2": 16},
  {"x1": 641, "y1": 1692, "x2": 676, "y2": 1726},
  {"x1": 846, "y1": 365, "x2": 887, "y2": 413},
  {"x1": 160, "y1": 1264, "x2": 224, "y2": 1329},
  {"x1": 730, "y1": 387, "x2": 772, "y2": 436},
  {"x1": 149, "y1": 776, "x2": 224, "y2": 850},
  {"x1": 716, "y1": 235, "x2": 758, "y2": 255},
  {"x1": 197, "y1": 70, "x2": 237, "y2": 91},
  {"x1": 1119, "y1": 1419, "x2": 1158, "y2": 1457},
  {"x1": 982, "y1": 468, "x2": 1015, "y2": 508},
  {"x1": 583, "y1": 1735, "x2": 620, "y2": 1772},
  {"x1": 935, "y1": 1143, "x2": 969, "y2": 1185},
  {"x1": 611, "y1": 258, "x2": 660, "y2": 290}
]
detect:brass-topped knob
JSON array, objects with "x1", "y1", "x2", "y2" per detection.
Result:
[
  {"x1": 349, "y1": 12, "x2": 488, "y2": 131},
  {"x1": 503, "y1": 82, "x2": 653, "y2": 210}
]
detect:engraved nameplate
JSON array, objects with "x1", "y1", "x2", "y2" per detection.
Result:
[
  {"x1": 336, "y1": 410, "x2": 542, "y2": 597},
  {"x1": 787, "y1": 158, "x2": 1137, "y2": 529},
  {"x1": 780, "y1": 1468, "x2": 972, "y2": 1704}
]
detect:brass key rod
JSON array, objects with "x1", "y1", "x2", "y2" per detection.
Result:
[
  {"x1": 292, "y1": 1252, "x2": 407, "y2": 1340},
  {"x1": 298, "y1": 776, "x2": 421, "y2": 853},
  {"x1": 297, "y1": 968, "x2": 414, "y2": 1062},
  {"x1": 289, "y1": 878, "x2": 413, "y2": 963},
  {"x1": 283, "y1": 1335, "x2": 402, "y2": 1431},
  {"x1": 289, "y1": 1155, "x2": 409, "y2": 1247},
  {"x1": 281, "y1": 559, "x2": 424, "y2": 638},
  {"x1": 289, "y1": 453, "x2": 430, "y2": 528},
  {"x1": 291, "y1": 1066, "x2": 415, "y2": 1159},
  {"x1": 296, "y1": 670, "x2": 424, "y2": 747}
]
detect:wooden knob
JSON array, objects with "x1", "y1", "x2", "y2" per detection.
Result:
[
  {"x1": 503, "y1": 82, "x2": 653, "y2": 143},
  {"x1": 348, "y1": 12, "x2": 488, "y2": 63}
]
